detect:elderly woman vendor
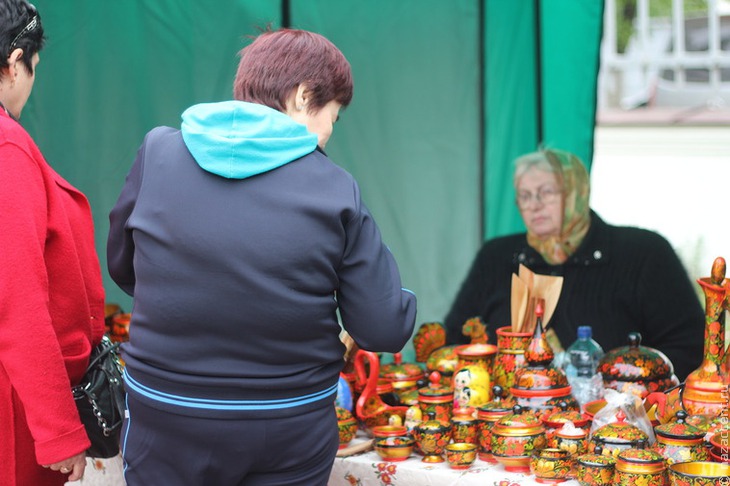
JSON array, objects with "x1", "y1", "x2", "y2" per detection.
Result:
[{"x1": 444, "y1": 148, "x2": 704, "y2": 381}]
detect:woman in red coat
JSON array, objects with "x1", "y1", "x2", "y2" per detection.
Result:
[{"x1": 0, "y1": 2, "x2": 106, "y2": 484}]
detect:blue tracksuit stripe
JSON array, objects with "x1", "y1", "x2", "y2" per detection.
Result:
[{"x1": 124, "y1": 369, "x2": 337, "y2": 411}]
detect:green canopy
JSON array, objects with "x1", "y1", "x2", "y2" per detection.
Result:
[{"x1": 25, "y1": 0, "x2": 603, "y2": 358}]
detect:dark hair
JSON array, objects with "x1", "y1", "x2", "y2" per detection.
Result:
[
  {"x1": 233, "y1": 28, "x2": 353, "y2": 113},
  {"x1": 0, "y1": 0, "x2": 45, "y2": 75}
]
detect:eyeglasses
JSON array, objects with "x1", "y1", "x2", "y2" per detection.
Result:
[
  {"x1": 516, "y1": 186, "x2": 561, "y2": 208},
  {"x1": 8, "y1": 5, "x2": 39, "y2": 52}
]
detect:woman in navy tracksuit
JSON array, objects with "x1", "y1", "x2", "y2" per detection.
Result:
[{"x1": 107, "y1": 29, "x2": 416, "y2": 485}]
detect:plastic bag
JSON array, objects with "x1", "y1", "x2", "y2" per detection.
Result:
[{"x1": 588, "y1": 388, "x2": 655, "y2": 444}]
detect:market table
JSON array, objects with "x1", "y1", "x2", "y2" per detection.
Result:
[{"x1": 328, "y1": 435, "x2": 581, "y2": 486}]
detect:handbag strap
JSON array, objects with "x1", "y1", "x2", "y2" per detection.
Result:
[{"x1": 86, "y1": 336, "x2": 121, "y2": 371}]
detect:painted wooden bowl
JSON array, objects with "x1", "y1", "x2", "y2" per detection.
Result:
[
  {"x1": 708, "y1": 431, "x2": 730, "y2": 463},
  {"x1": 445, "y1": 442, "x2": 478, "y2": 469},
  {"x1": 373, "y1": 436, "x2": 415, "y2": 462},
  {"x1": 529, "y1": 448, "x2": 573, "y2": 484},
  {"x1": 371, "y1": 425, "x2": 408, "y2": 439},
  {"x1": 668, "y1": 461, "x2": 730, "y2": 485}
]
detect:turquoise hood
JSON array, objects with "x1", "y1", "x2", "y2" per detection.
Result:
[{"x1": 180, "y1": 101, "x2": 318, "y2": 179}]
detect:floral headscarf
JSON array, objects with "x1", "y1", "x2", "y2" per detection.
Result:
[{"x1": 524, "y1": 149, "x2": 591, "y2": 265}]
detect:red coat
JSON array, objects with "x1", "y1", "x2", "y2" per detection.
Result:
[{"x1": 0, "y1": 109, "x2": 105, "y2": 484}]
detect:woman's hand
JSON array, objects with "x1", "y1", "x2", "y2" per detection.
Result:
[{"x1": 44, "y1": 452, "x2": 86, "y2": 481}]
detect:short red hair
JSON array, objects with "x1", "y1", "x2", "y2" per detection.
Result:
[{"x1": 233, "y1": 29, "x2": 353, "y2": 113}]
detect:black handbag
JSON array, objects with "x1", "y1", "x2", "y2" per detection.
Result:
[{"x1": 72, "y1": 335, "x2": 126, "y2": 458}]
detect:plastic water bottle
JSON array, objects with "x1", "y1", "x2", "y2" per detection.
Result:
[{"x1": 560, "y1": 326, "x2": 605, "y2": 407}]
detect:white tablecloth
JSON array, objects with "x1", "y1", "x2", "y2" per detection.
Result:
[{"x1": 329, "y1": 436, "x2": 581, "y2": 486}]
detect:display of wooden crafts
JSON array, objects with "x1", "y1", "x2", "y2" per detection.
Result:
[
  {"x1": 645, "y1": 256, "x2": 730, "y2": 423},
  {"x1": 412, "y1": 318, "x2": 488, "y2": 383},
  {"x1": 510, "y1": 303, "x2": 579, "y2": 419},
  {"x1": 597, "y1": 332, "x2": 679, "y2": 399},
  {"x1": 353, "y1": 350, "x2": 408, "y2": 435}
]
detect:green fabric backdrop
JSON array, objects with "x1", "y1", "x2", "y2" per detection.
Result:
[{"x1": 22, "y1": 1, "x2": 602, "y2": 359}]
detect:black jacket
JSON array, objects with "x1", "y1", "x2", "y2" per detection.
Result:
[
  {"x1": 107, "y1": 120, "x2": 417, "y2": 419},
  {"x1": 444, "y1": 211, "x2": 704, "y2": 381}
]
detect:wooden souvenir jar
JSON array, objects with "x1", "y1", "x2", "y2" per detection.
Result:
[
  {"x1": 542, "y1": 400, "x2": 590, "y2": 447},
  {"x1": 490, "y1": 405, "x2": 547, "y2": 473},
  {"x1": 598, "y1": 332, "x2": 679, "y2": 400},
  {"x1": 493, "y1": 326, "x2": 532, "y2": 390},
  {"x1": 553, "y1": 424, "x2": 589, "y2": 457},
  {"x1": 336, "y1": 406, "x2": 358, "y2": 449},
  {"x1": 476, "y1": 385, "x2": 514, "y2": 463},
  {"x1": 455, "y1": 342, "x2": 498, "y2": 380},
  {"x1": 652, "y1": 410, "x2": 709, "y2": 465},
  {"x1": 510, "y1": 310, "x2": 579, "y2": 419},
  {"x1": 450, "y1": 407, "x2": 478, "y2": 444},
  {"x1": 589, "y1": 410, "x2": 649, "y2": 458},
  {"x1": 412, "y1": 411, "x2": 452, "y2": 463},
  {"x1": 574, "y1": 445, "x2": 616, "y2": 486},
  {"x1": 417, "y1": 371, "x2": 454, "y2": 424},
  {"x1": 614, "y1": 446, "x2": 667, "y2": 486},
  {"x1": 379, "y1": 352, "x2": 425, "y2": 406}
]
